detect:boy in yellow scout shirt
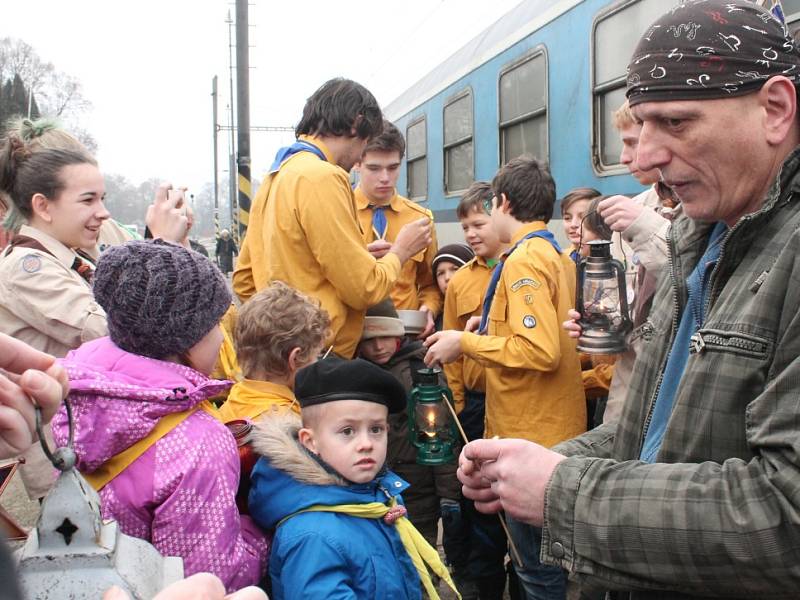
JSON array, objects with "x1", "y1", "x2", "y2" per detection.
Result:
[
  {"x1": 441, "y1": 182, "x2": 504, "y2": 431},
  {"x1": 218, "y1": 282, "x2": 330, "y2": 423},
  {"x1": 355, "y1": 121, "x2": 441, "y2": 337},
  {"x1": 233, "y1": 79, "x2": 432, "y2": 358},
  {"x1": 425, "y1": 156, "x2": 584, "y2": 598}
]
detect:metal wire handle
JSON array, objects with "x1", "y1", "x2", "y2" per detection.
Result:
[{"x1": 36, "y1": 396, "x2": 75, "y2": 471}]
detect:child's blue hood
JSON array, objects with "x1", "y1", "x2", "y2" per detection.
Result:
[{"x1": 247, "y1": 414, "x2": 409, "y2": 530}]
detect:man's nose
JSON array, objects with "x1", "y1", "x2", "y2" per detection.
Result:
[{"x1": 636, "y1": 123, "x2": 669, "y2": 173}]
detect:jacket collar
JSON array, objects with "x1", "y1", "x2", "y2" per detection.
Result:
[
  {"x1": 17, "y1": 224, "x2": 82, "y2": 270},
  {"x1": 354, "y1": 186, "x2": 401, "y2": 211},
  {"x1": 508, "y1": 221, "x2": 548, "y2": 248},
  {"x1": 297, "y1": 134, "x2": 335, "y2": 163}
]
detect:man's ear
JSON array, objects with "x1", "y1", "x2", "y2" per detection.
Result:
[
  {"x1": 298, "y1": 427, "x2": 317, "y2": 453},
  {"x1": 500, "y1": 193, "x2": 512, "y2": 214},
  {"x1": 30, "y1": 193, "x2": 53, "y2": 223},
  {"x1": 761, "y1": 76, "x2": 798, "y2": 146},
  {"x1": 349, "y1": 114, "x2": 364, "y2": 138}
]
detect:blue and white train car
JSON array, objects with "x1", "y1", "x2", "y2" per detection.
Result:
[{"x1": 384, "y1": 0, "x2": 800, "y2": 243}]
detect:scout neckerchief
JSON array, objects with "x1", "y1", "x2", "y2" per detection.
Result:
[
  {"x1": 370, "y1": 204, "x2": 389, "y2": 240},
  {"x1": 478, "y1": 229, "x2": 561, "y2": 334},
  {"x1": 280, "y1": 498, "x2": 461, "y2": 600},
  {"x1": 269, "y1": 139, "x2": 327, "y2": 173},
  {"x1": 8, "y1": 234, "x2": 96, "y2": 284},
  {"x1": 83, "y1": 399, "x2": 222, "y2": 491}
]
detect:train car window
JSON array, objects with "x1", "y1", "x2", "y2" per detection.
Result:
[
  {"x1": 406, "y1": 117, "x2": 428, "y2": 200},
  {"x1": 786, "y1": 0, "x2": 800, "y2": 35},
  {"x1": 499, "y1": 49, "x2": 548, "y2": 164},
  {"x1": 443, "y1": 89, "x2": 474, "y2": 194},
  {"x1": 592, "y1": 0, "x2": 672, "y2": 174}
]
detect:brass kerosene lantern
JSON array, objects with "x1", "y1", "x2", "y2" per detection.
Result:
[
  {"x1": 408, "y1": 368, "x2": 458, "y2": 465},
  {"x1": 575, "y1": 240, "x2": 632, "y2": 354}
]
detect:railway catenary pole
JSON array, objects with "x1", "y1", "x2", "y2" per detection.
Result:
[
  {"x1": 235, "y1": 0, "x2": 252, "y2": 240},
  {"x1": 211, "y1": 76, "x2": 220, "y2": 239},
  {"x1": 225, "y1": 11, "x2": 239, "y2": 244}
]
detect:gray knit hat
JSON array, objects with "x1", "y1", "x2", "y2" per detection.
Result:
[{"x1": 93, "y1": 239, "x2": 232, "y2": 359}]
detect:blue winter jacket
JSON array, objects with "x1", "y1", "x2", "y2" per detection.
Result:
[{"x1": 248, "y1": 415, "x2": 422, "y2": 600}]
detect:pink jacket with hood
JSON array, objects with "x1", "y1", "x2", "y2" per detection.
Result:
[{"x1": 51, "y1": 336, "x2": 267, "y2": 592}]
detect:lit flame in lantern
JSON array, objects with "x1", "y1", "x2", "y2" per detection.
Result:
[{"x1": 424, "y1": 410, "x2": 436, "y2": 438}]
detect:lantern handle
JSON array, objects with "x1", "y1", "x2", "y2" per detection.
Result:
[
  {"x1": 611, "y1": 257, "x2": 633, "y2": 334},
  {"x1": 36, "y1": 397, "x2": 75, "y2": 471},
  {"x1": 574, "y1": 256, "x2": 587, "y2": 322}
]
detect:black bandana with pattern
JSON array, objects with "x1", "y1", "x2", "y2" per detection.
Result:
[{"x1": 626, "y1": 0, "x2": 800, "y2": 107}]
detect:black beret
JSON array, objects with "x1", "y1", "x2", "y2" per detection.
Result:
[{"x1": 295, "y1": 356, "x2": 407, "y2": 414}]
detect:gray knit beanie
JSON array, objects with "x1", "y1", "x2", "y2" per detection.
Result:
[{"x1": 93, "y1": 239, "x2": 232, "y2": 359}]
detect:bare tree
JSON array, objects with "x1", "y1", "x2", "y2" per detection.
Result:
[{"x1": 0, "y1": 37, "x2": 92, "y2": 129}]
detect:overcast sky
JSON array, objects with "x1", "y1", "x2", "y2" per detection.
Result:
[{"x1": 6, "y1": 0, "x2": 523, "y2": 197}]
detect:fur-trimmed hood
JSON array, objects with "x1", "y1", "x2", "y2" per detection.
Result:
[
  {"x1": 247, "y1": 414, "x2": 410, "y2": 530},
  {"x1": 249, "y1": 413, "x2": 346, "y2": 487}
]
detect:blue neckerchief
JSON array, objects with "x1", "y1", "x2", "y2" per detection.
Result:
[
  {"x1": 478, "y1": 229, "x2": 561, "y2": 334},
  {"x1": 569, "y1": 248, "x2": 580, "y2": 264},
  {"x1": 370, "y1": 204, "x2": 388, "y2": 240},
  {"x1": 269, "y1": 139, "x2": 327, "y2": 173}
]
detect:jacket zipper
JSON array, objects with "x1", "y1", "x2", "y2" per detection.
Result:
[{"x1": 688, "y1": 330, "x2": 769, "y2": 355}]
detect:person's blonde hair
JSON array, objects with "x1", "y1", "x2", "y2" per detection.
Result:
[
  {"x1": 235, "y1": 281, "x2": 330, "y2": 378},
  {"x1": 612, "y1": 101, "x2": 636, "y2": 131}
]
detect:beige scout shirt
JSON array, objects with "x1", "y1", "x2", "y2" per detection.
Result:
[
  {"x1": 0, "y1": 225, "x2": 107, "y2": 358},
  {"x1": 0, "y1": 225, "x2": 108, "y2": 498}
]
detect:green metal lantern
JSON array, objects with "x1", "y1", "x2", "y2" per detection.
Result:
[{"x1": 408, "y1": 368, "x2": 458, "y2": 465}]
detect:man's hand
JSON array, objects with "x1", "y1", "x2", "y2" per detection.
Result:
[
  {"x1": 0, "y1": 333, "x2": 68, "y2": 458},
  {"x1": 423, "y1": 330, "x2": 464, "y2": 366},
  {"x1": 103, "y1": 573, "x2": 267, "y2": 600},
  {"x1": 465, "y1": 315, "x2": 482, "y2": 333},
  {"x1": 417, "y1": 305, "x2": 436, "y2": 339},
  {"x1": 367, "y1": 239, "x2": 392, "y2": 259},
  {"x1": 563, "y1": 308, "x2": 582, "y2": 339},
  {"x1": 146, "y1": 183, "x2": 189, "y2": 245},
  {"x1": 389, "y1": 217, "x2": 432, "y2": 264},
  {"x1": 458, "y1": 438, "x2": 566, "y2": 527},
  {"x1": 597, "y1": 195, "x2": 644, "y2": 232}
]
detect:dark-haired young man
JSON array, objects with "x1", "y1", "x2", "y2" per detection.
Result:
[
  {"x1": 234, "y1": 78, "x2": 432, "y2": 358},
  {"x1": 355, "y1": 121, "x2": 441, "y2": 337},
  {"x1": 425, "y1": 155, "x2": 584, "y2": 599}
]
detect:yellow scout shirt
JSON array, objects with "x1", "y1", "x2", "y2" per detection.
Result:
[
  {"x1": 0, "y1": 225, "x2": 107, "y2": 357},
  {"x1": 355, "y1": 188, "x2": 442, "y2": 315},
  {"x1": 233, "y1": 135, "x2": 401, "y2": 358},
  {"x1": 218, "y1": 379, "x2": 299, "y2": 423},
  {"x1": 442, "y1": 256, "x2": 493, "y2": 413},
  {"x1": 460, "y1": 222, "x2": 585, "y2": 447}
]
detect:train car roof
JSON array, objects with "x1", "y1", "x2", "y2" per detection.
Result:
[{"x1": 384, "y1": 0, "x2": 585, "y2": 121}]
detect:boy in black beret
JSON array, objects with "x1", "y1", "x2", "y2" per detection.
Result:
[{"x1": 248, "y1": 356, "x2": 459, "y2": 600}]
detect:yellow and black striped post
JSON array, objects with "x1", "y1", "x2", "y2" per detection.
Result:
[{"x1": 235, "y1": 0, "x2": 251, "y2": 240}]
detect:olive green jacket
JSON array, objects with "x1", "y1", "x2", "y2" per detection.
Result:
[{"x1": 546, "y1": 147, "x2": 800, "y2": 599}]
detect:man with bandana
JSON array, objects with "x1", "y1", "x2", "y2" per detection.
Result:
[{"x1": 457, "y1": 2, "x2": 800, "y2": 598}]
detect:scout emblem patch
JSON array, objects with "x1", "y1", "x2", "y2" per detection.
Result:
[
  {"x1": 21, "y1": 254, "x2": 42, "y2": 274},
  {"x1": 511, "y1": 278, "x2": 540, "y2": 292},
  {"x1": 523, "y1": 315, "x2": 537, "y2": 329}
]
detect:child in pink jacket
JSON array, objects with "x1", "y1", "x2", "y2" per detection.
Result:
[{"x1": 52, "y1": 239, "x2": 267, "y2": 592}]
